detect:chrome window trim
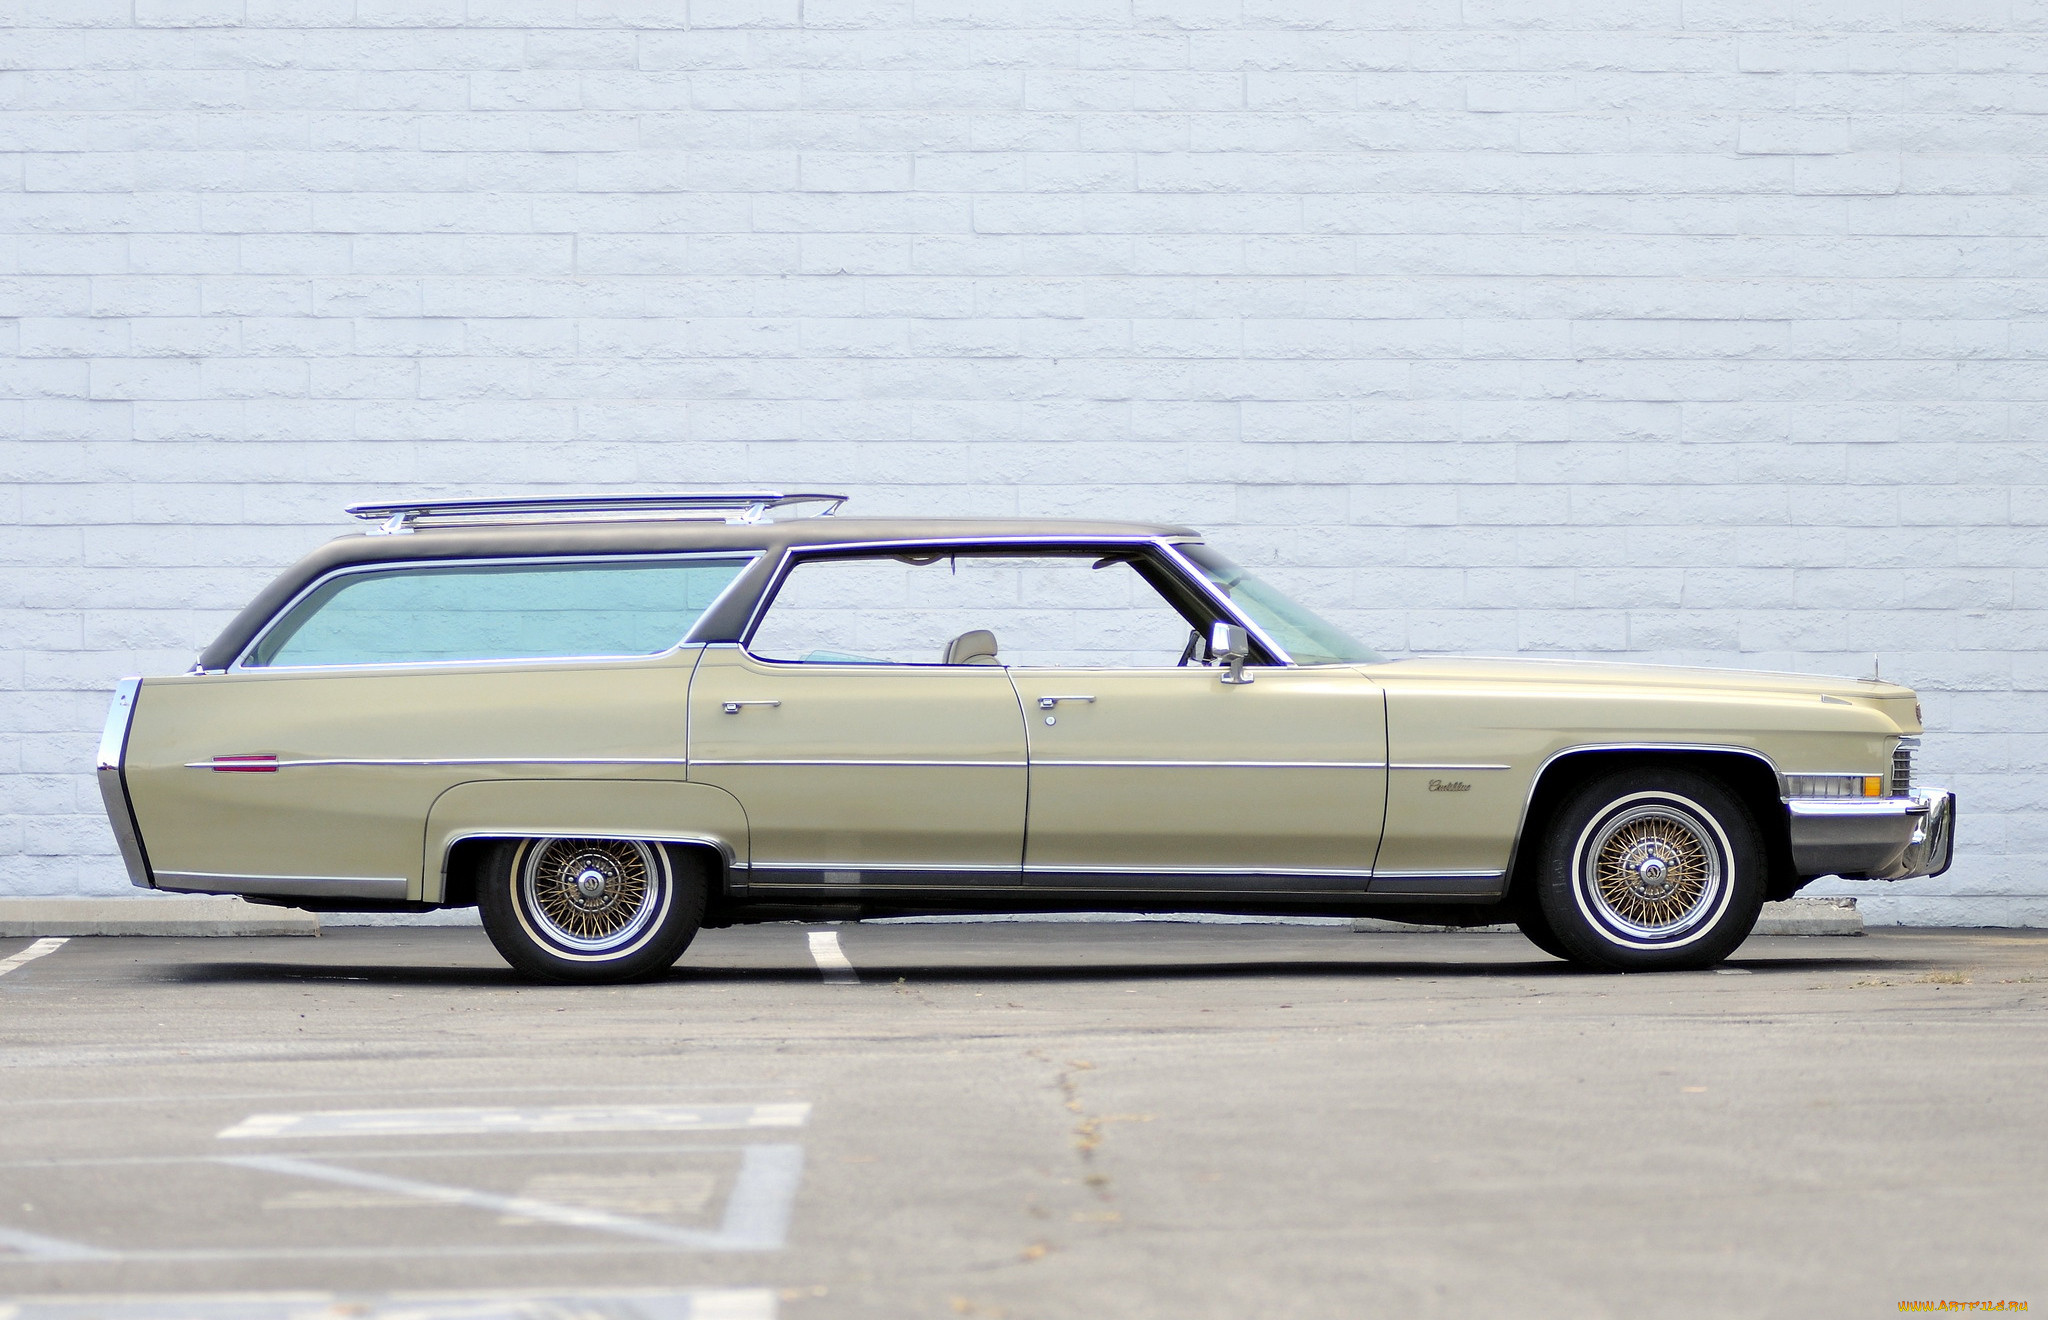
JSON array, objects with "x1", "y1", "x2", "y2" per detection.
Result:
[
  {"x1": 95, "y1": 677, "x2": 154, "y2": 889},
  {"x1": 732, "y1": 535, "x2": 1293, "y2": 669},
  {"x1": 232, "y1": 551, "x2": 762, "y2": 675},
  {"x1": 1152, "y1": 540, "x2": 1298, "y2": 667}
]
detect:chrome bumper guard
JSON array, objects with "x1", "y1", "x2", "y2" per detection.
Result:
[
  {"x1": 1786, "y1": 789, "x2": 1955, "y2": 882},
  {"x1": 95, "y1": 677, "x2": 154, "y2": 889}
]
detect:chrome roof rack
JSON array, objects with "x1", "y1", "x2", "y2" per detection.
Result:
[{"x1": 346, "y1": 491, "x2": 849, "y2": 535}]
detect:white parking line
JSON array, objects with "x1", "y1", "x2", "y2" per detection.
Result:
[
  {"x1": 0, "y1": 1289, "x2": 777, "y2": 1319},
  {"x1": 218, "y1": 1102, "x2": 809, "y2": 1140},
  {"x1": 806, "y1": 929, "x2": 857, "y2": 984},
  {"x1": 0, "y1": 937, "x2": 69, "y2": 978},
  {"x1": 0, "y1": 1222, "x2": 115, "y2": 1260},
  {"x1": 220, "y1": 1155, "x2": 735, "y2": 1250}
]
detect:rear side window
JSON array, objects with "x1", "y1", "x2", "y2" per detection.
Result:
[{"x1": 244, "y1": 557, "x2": 752, "y2": 669}]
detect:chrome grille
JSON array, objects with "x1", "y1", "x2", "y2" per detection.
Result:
[{"x1": 1891, "y1": 739, "x2": 1917, "y2": 796}]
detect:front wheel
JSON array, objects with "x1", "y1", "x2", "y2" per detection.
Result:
[
  {"x1": 478, "y1": 837, "x2": 706, "y2": 983},
  {"x1": 1535, "y1": 769, "x2": 1765, "y2": 972}
]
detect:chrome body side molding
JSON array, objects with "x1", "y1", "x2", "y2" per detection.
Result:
[
  {"x1": 95, "y1": 678, "x2": 154, "y2": 890},
  {"x1": 187, "y1": 757, "x2": 694, "y2": 771},
  {"x1": 1389, "y1": 762, "x2": 1511, "y2": 772},
  {"x1": 154, "y1": 871, "x2": 410, "y2": 902},
  {"x1": 1029, "y1": 759, "x2": 1386, "y2": 771},
  {"x1": 691, "y1": 758, "x2": 1026, "y2": 769},
  {"x1": 693, "y1": 758, "x2": 1387, "y2": 771}
]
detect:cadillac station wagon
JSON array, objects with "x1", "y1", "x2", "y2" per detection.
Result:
[{"x1": 96, "y1": 492, "x2": 1954, "y2": 981}]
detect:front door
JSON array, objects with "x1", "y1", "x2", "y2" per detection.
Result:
[{"x1": 1008, "y1": 667, "x2": 1388, "y2": 895}]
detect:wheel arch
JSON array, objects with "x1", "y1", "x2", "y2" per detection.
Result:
[
  {"x1": 441, "y1": 832, "x2": 734, "y2": 911},
  {"x1": 1502, "y1": 746, "x2": 1797, "y2": 906},
  {"x1": 422, "y1": 777, "x2": 749, "y2": 906}
]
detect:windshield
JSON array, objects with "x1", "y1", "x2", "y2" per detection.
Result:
[{"x1": 1179, "y1": 545, "x2": 1385, "y2": 666}]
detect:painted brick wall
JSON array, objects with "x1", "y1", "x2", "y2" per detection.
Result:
[{"x1": 3, "y1": 0, "x2": 2042, "y2": 925}]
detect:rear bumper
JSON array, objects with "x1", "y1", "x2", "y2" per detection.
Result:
[
  {"x1": 1787, "y1": 789, "x2": 1955, "y2": 881},
  {"x1": 94, "y1": 677, "x2": 154, "y2": 889}
]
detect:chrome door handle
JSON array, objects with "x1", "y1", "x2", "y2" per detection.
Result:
[
  {"x1": 721, "y1": 700, "x2": 781, "y2": 714},
  {"x1": 1037, "y1": 695, "x2": 1095, "y2": 709}
]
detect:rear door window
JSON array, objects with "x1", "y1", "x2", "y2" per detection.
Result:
[{"x1": 243, "y1": 556, "x2": 752, "y2": 669}]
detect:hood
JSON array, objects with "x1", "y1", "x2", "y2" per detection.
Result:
[{"x1": 1368, "y1": 655, "x2": 1921, "y2": 729}]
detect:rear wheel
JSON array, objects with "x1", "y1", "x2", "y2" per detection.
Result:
[
  {"x1": 1535, "y1": 769, "x2": 1764, "y2": 972},
  {"x1": 478, "y1": 837, "x2": 706, "y2": 983}
]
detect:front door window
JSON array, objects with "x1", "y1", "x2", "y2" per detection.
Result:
[{"x1": 745, "y1": 551, "x2": 1202, "y2": 669}]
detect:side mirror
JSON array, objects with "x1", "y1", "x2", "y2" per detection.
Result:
[{"x1": 1210, "y1": 622, "x2": 1254, "y2": 685}]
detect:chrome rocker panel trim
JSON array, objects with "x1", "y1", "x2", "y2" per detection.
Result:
[
  {"x1": 154, "y1": 871, "x2": 411, "y2": 901},
  {"x1": 742, "y1": 863, "x2": 1503, "y2": 899}
]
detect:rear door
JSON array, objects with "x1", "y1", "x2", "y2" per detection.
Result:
[{"x1": 686, "y1": 551, "x2": 1030, "y2": 894}]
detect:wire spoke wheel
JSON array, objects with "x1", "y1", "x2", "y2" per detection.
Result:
[
  {"x1": 518, "y1": 838, "x2": 663, "y2": 955},
  {"x1": 1539, "y1": 771, "x2": 1763, "y2": 971},
  {"x1": 479, "y1": 835, "x2": 705, "y2": 983},
  {"x1": 1576, "y1": 799, "x2": 1727, "y2": 944}
]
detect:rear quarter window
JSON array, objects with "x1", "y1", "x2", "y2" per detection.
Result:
[{"x1": 243, "y1": 557, "x2": 752, "y2": 669}]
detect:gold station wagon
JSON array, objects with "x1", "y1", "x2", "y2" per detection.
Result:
[{"x1": 95, "y1": 492, "x2": 1954, "y2": 981}]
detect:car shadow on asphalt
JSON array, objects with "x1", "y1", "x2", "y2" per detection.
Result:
[
  {"x1": 154, "y1": 961, "x2": 531, "y2": 987},
  {"x1": 149, "y1": 953, "x2": 1917, "y2": 988},
  {"x1": 684, "y1": 955, "x2": 1917, "y2": 983}
]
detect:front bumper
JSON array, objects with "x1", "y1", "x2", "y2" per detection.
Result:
[{"x1": 1787, "y1": 789, "x2": 1955, "y2": 881}]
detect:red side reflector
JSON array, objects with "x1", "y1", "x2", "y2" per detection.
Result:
[{"x1": 211, "y1": 754, "x2": 279, "y2": 772}]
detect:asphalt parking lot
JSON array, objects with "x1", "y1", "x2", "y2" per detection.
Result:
[{"x1": 1, "y1": 922, "x2": 2043, "y2": 1319}]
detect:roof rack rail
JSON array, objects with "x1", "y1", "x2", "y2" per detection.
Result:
[{"x1": 345, "y1": 491, "x2": 849, "y2": 534}]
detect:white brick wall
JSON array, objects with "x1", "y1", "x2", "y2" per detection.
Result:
[{"x1": 3, "y1": 0, "x2": 2043, "y2": 925}]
